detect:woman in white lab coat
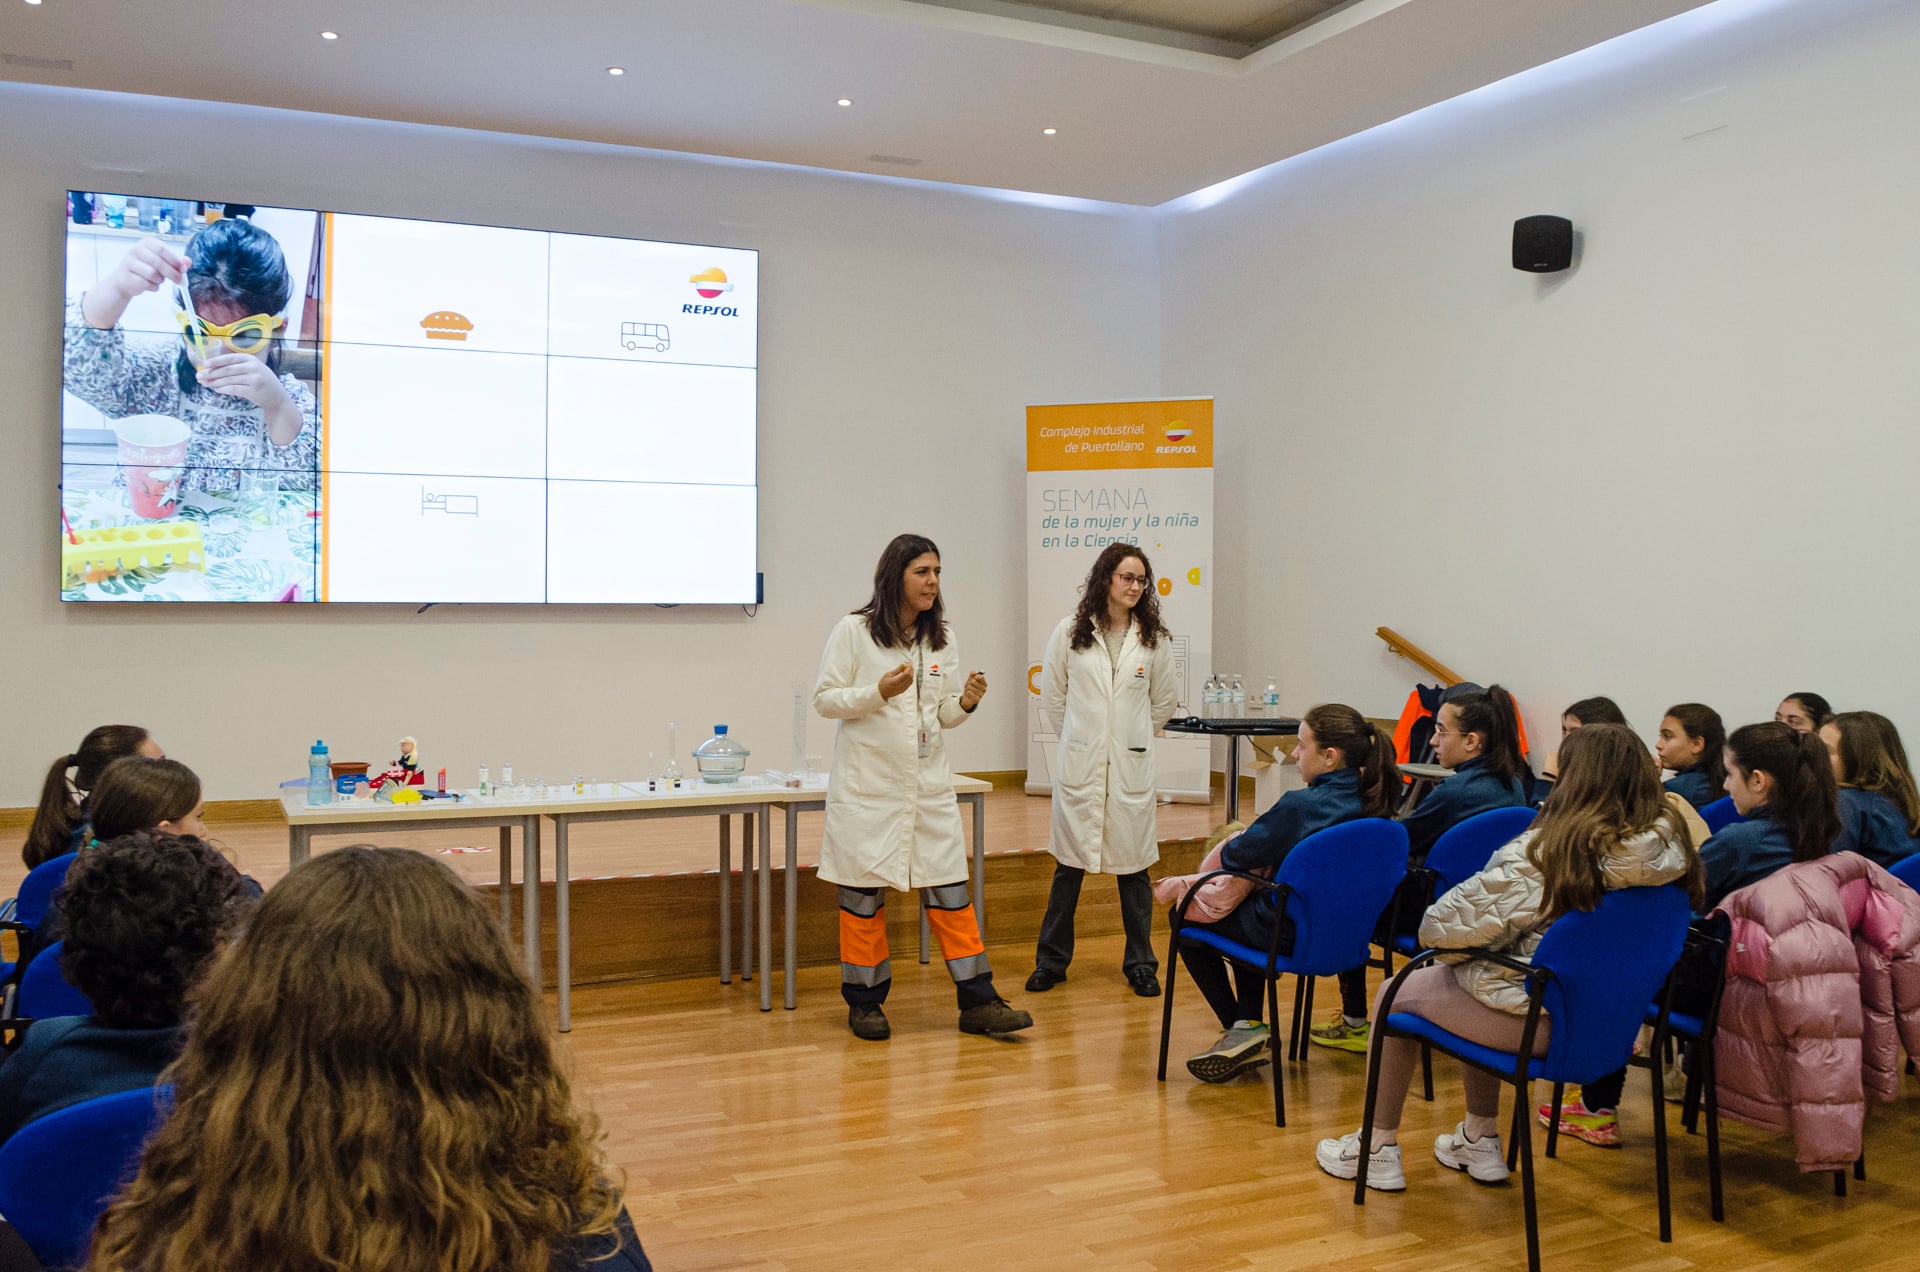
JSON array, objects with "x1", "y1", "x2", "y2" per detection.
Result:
[
  {"x1": 814, "y1": 533, "x2": 1033, "y2": 1042},
  {"x1": 1028, "y1": 542, "x2": 1178, "y2": 998}
]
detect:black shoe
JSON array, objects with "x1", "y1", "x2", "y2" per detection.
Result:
[
  {"x1": 848, "y1": 1004, "x2": 890, "y2": 1041},
  {"x1": 959, "y1": 997, "x2": 1034, "y2": 1036},
  {"x1": 1025, "y1": 967, "x2": 1064, "y2": 993},
  {"x1": 1128, "y1": 967, "x2": 1162, "y2": 998}
]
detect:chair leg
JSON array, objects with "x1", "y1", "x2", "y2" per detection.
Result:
[
  {"x1": 1651, "y1": 1051, "x2": 1673, "y2": 1242},
  {"x1": 1353, "y1": 1019, "x2": 1388, "y2": 1206},
  {"x1": 1270, "y1": 974, "x2": 1285, "y2": 1128},
  {"x1": 1299, "y1": 974, "x2": 1317, "y2": 1066},
  {"x1": 1288, "y1": 975, "x2": 1308, "y2": 1062},
  {"x1": 1420, "y1": 1043, "x2": 1434, "y2": 1102},
  {"x1": 1703, "y1": 1046, "x2": 1724, "y2": 1223},
  {"x1": 1516, "y1": 1081, "x2": 1542, "y2": 1272},
  {"x1": 1544, "y1": 1081, "x2": 1564, "y2": 1159},
  {"x1": 1156, "y1": 934, "x2": 1178, "y2": 1083},
  {"x1": 1683, "y1": 1045, "x2": 1703, "y2": 1135},
  {"x1": 1855, "y1": 1151, "x2": 1866, "y2": 1181},
  {"x1": 1507, "y1": 1093, "x2": 1523, "y2": 1173},
  {"x1": 1834, "y1": 1169, "x2": 1847, "y2": 1197}
]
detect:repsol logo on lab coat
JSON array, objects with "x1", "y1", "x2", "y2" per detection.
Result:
[{"x1": 682, "y1": 304, "x2": 742, "y2": 317}]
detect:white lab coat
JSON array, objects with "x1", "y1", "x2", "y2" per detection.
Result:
[
  {"x1": 1039, "y1": 615, "x2": 1178, "y2": 874},
  {"x1": 813, "y1": 613, "x2": 971, "y2": 891}
]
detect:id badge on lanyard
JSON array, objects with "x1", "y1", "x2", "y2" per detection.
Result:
[{"x1": 916, "y1": 647, "x2": 932, "y2": 759}]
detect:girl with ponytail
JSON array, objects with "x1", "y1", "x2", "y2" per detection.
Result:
[
  {"x1": 1313, "y1": 685, "x2": 1531, "y2": 1054},
  {"x1": 1819, "y1": 711, "x2": 1920, "y2": 868},
  {"x1": 1700, "y1": 722, "x2": 1840, "y2": 909},
  {"x1": 1171, "y1": 704, "x2": 1399, "y2": 1085},
  {"x1": 1657, "y1": 704, "x2": 1726, "y2": 811},
  {"x1": 23, "y1": 725, "x2": 160, "y2": 868}
]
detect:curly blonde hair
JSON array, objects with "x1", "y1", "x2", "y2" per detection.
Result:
[{"x1": 85, "y1": 847, "x2": 621, "y2": 1272}]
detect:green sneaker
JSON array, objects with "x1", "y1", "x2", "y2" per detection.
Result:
[
  {"x1": 1307, "y1": 1013, "x2": 1370, "y2": 1053},
  {"x1": 1186, "y1": 1022, "x2": 1271, "y2": 1083}
]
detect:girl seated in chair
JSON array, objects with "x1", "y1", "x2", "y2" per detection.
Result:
[{"x1": 1313, "y1": 724, "x2": 1701, "y2": 1190}]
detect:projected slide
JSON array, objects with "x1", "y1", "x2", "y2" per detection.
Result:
[{"x1": 58, "y1": 191, "x2": 758, "y2": 604}]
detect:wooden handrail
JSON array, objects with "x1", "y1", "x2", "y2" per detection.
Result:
[{"x1": 1376, "y1": 627, "x2": 1462, "y2": 687}]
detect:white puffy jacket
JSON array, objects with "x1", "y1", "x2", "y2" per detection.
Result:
[{"x1": 1420, "y1": 822, "x2": 1694, "y2": 1015}]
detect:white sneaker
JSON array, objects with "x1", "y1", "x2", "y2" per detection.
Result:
[
  {"x1": 1315, "y1": 1130, "x2": 1406, "y2": 1191},
  {"x1": 1433, "y1": 1123, "x2": 1510, "y2": 1184}
]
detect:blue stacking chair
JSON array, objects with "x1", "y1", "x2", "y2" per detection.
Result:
[
  {"x1": 1888, "y1": 851, "x2": 1920, "y2": 893},
  {"x1": 0, "y1": 1085, "x2": 174, "y2": 1269},
  {"x1": 1354, "y1": 884, "x2": 1692, "y2": 1272},
  {"x1": 1, "y1": 852, "x2": 80, "y2": 1022},
  {"x1": 1158, "y1": 817, "x2": 1409, "y2": 1127},
  {"x1": 16, "y1": 940, "x2": 96, "y2": 1021},
  {"x1": 1699, "y1": 796, "x2": 1744, "y2": 836}
]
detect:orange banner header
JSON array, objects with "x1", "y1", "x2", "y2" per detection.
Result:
[{"x1": 1026, "y1": 398, "x2": 1213, "y2": 472}]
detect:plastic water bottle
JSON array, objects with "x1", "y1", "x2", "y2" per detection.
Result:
[
  {"x1": 307, "y1": 740, "x2": 330, "y2": 806},
  {"x1": 1202, "y1": 674, "x2": 1220, "y2": 714},
  {"x1": 1229, "y1": 674, "x2": 1247, "y2": 718},
  {"x1": 1262, "y1": 677, "x2": 1281, "y2": 715},
  {"x1": 478, "y1": 764, "x2": 490, "y2": 797},
  {"x1": 693, "y1": 724, "x2": 751, "y2": 784}
]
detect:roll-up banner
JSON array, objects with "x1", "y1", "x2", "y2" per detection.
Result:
[{"x1": 1025, "y1": 398, "x2": 1213, "y2": 801}]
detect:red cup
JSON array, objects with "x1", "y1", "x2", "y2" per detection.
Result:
[{"x1": 113, "y1": 414, "x2": 191, "y2": 519}]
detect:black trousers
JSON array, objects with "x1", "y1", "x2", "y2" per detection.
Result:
[
  {"x1": 1176, "y1": 901, "x2": 1291, "y2": 1029},
  {"x1": 1034, "y1": 863, "x2": 1157, "y2": 977}
]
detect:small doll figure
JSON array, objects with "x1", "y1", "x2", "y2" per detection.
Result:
[{"x1": 397, "y1": 737, "x2": 424, "y2": 785}]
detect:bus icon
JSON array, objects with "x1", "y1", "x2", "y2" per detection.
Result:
[{"x1": 621, "y1": 322, "x2": 670, "y2": 352}]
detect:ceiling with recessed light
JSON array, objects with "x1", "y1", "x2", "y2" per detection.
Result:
[{"x1": 0, "y1": 0, "x2": 1714, "y2": 204}]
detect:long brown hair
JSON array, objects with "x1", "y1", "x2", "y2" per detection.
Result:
[
  {"x1": 87, "y1": 757, "x2": 201, "y2": 844},
  {"x1": 1665, "y1": 702, "x2": 1727, "y2": 788},
  {"x1": 854, "y1": 532, "x2": 948, "y2": 651},
  {"x1": 1726, "y1": 722, "x2": 1840, "y2": 863},
  {"x1": 1067, "y1": 542, "x2": 1166, "y2": 652},
  {"x1": 85, "y1": 848, "x2": 621, "y2": 1272},
  {"x1": 1302, "y1": 704, "x2": 1401, "y2": 817},
  {"x1": 1531, "y1": 723, "x2": 1702, "y2": 920},
  {"x1": 24, "y1": 725, "x2": 151, "y2": 868},
  {"x1": 1827, "y1": 710, "x2": 1920, "y2": 836},
  {"x1": 1449, "y1": 685, "x2": 1528, "y2": 785}
]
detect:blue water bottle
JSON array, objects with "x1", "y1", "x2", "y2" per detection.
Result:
[{"x1": 307, "y1": 739, "x2": 330, "y2": 806}]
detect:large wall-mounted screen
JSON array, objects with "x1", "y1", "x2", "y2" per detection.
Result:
[{"x1": 59, "y1": 192, "x2": 758, "y2": 604}]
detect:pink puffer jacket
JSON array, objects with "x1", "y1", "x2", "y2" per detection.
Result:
[{"x1": 1713, "y1": 854, "x2": 1920, "y2": 1173}]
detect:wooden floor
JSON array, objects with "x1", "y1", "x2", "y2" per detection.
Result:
[{"x1": 574, "y1": 933, "x2": 1920, "y2": 1272}]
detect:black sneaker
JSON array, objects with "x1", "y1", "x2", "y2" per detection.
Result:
[
  {"x1": 1127, "y1": 967, "x2": 1162, "y2": 998},
  {"x1": 848, "y1": 1004, "x2": 890, "y2": 1041},
  {"x1": 1025, "y1": 967, "x2": 1064, "y2": 993},
  {"x1": 958, "y1": 997, "x2": 1034, "y2": 1036}
]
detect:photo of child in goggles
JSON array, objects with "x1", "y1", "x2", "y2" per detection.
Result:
[{"x1": 65, "y1": 215, "x2": 320, "y2": 492}]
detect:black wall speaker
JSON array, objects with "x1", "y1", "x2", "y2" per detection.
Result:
[{"x1": 1512, "y1": 215, "x2": 1573, "y2": 273}]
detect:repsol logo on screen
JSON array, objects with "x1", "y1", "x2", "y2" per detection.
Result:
[{"x1": 684, "y1": 267, "x2": 744, "y2": 317}]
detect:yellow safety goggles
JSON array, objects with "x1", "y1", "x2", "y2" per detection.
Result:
[{"x1": 174, "y1": 308, "x2": 284, "y2": 357}]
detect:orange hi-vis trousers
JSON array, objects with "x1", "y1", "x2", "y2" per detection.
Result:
[{"x1": 838, "y1": 883, "x2": 995, "y2": 1008}]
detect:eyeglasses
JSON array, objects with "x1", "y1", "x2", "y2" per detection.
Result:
[
  {"x1": 1114, "y1": 573, "x2": 1150, "y2": 588},
  {"x1": 1431, "y1": 725, "x2": 1459, "y2": 737}
]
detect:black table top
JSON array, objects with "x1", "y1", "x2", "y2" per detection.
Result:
[{"x1": 1164, "y1": 716, "x2": 1302, "y2": 736}]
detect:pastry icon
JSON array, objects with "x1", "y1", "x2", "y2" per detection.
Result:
[{"x1": 420, "y1": 311, "x2": 473, "y2": 341}]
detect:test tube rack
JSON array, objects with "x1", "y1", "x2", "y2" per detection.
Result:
[{"x1": 62, "y1": 523, "x2": 207, "y2": 584}]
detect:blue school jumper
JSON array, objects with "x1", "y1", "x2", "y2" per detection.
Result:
[
  {"x1": 1701, "y1": 805, "x2": 1802, "y2": 910},
  {"x1": 1664, "y1": 766, "x2": 1719, "y2": 811},
  {"x1": 1834, "y1": 787, "x2": 1918, "y2": 869},
  {"x1": 1402, "y1": 756, "x2": 1528, "y2": 866},
  {"x1": 1219, "y1": 767, "x2": 1366, "y2": 925}
]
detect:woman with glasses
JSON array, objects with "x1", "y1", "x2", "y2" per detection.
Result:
[
  {"x1": 65, "y1": 216, "x2": 319, "y2": 491},
  {"x1": 1027, "y1": 543, "x2": 1179, "y2": 998}
]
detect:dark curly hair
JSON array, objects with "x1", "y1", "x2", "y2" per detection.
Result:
[
  {"x1": 1068, "y1": 541, "x2": 1166, "y2": 652},
  {"x1": 56, "y1": 830, "x2": 250, "y2": 1029}
]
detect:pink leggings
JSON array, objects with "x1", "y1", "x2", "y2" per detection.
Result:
[{"x1": 1366, "y1": 965, "x2": 1551, "y2": 1133}]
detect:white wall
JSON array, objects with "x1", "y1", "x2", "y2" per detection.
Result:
[
  {"x1": 0, "y1": 84, "x2": 1158, "y2": 804},
  {"x1": 1160, "y1": 0, "x2": 1920, "y2": 748}
]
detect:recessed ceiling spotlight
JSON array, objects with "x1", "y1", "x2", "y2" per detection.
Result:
[
  {"x1": 1042, "y1": 127, "x2": 1057, "y2": 136},
  {"x1": 320, "y1": 30, "x2": 338, "y2": 39},
  {"x1": 25, "y1": 1, "x2": 44, "y2": 7},
  {"x1": 837, "y1": 98, "x2": 852, "y2": 107},
  {"x1": 607, "y1": 66, "x2": 625, "y2": 76}
]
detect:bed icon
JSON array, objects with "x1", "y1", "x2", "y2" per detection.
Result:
[{"x1": 621, "y1": 322, "x2": 670, "y2": 352}]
